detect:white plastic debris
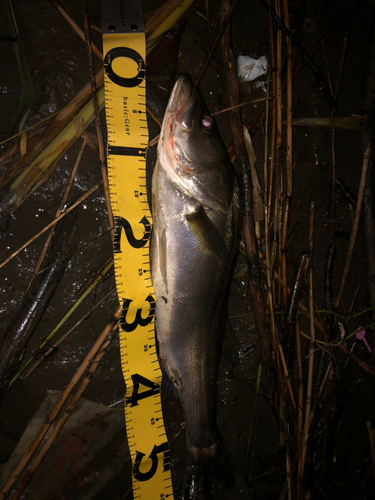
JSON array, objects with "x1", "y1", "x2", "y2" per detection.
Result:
[{"x1": 237, "y1": 55, "x2": 268, "y2": 82}]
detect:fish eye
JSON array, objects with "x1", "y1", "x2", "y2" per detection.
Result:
[{"x1": 201, "y1": 115, "x2": 215, "y2": 131}]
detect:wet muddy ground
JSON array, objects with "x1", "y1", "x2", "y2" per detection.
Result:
[{"x1": 0, "y1": 0, "x2": 375, "y2": 498}]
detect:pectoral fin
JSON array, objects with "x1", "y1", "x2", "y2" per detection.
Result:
[{"x1": 186, "y1": 206, "x2": 229, "y2": 266}]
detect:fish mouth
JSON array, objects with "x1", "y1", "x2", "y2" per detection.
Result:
[
  {"x1": 166, "y1": 75, "x2": 198, "y2": 130},
  {"x1": 158, "y1": 75, "x2": 197, "y2": 175}
]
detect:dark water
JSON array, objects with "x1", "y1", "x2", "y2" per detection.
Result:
[{"x1": 0, "y1": 0, "x2": 374, "y2": 498}]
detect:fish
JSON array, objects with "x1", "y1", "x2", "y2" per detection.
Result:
[{"x1": 151, "y1": 74, "x2": 242, "y2": 499}]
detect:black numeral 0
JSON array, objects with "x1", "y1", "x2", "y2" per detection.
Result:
[{"x1": 104, "y1": 47, "x2": 145, "y2": 88}]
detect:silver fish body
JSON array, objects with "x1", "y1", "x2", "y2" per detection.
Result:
[{"x1": 151, "y1": 75, "x2": 241, "y2": 496}]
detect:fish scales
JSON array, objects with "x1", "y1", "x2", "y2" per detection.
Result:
[{"x1": 151, "y1": 75, "x2": 242, "y2": 498}]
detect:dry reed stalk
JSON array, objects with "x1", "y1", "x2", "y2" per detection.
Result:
[
  {"x1": 26, "y1": 285, "x2": 116, "y2": 377},
  {"x1": 267, "y1": 0, "x2": 277, "y2": 214},
  {"x1": 270, "y1": 238, "x2": 277, "y2": 277},
  {"x1": 274, "y1": 0, "x2": 284, "y2": 310},
  {"x1": 334, "y1": 1, "x2": 355, "y2": 101},
  {"x1": 283, "y1": 0, "x2": 292, "y2": 196},
  {"x1": 204, "y1": 0, "x2": 210, "y2": 23},
  {"x1": 0, "y1": 109, "x2": 62, "y2": 159},
  {"x1": 0, "y1": 136, "x2": 24, "y2": 165},
  {"x1": 316, "y1": 15, "x2": 334, "y2": 96},
  {"x1": 53, "y1": 3, "x2": 161, "y2": 133},
  {"x1": 285, "y1": 424, "x2": 292, "y2": 500},
  {"x1": 319, "y1": 361, "x2": 338, "y2": 481},
  {"x1": 275, "y1": 0, "x2": 282, "y2": 161},
  {"x1": 147, "y1": 107, "x2": 162, "y2": 128},
  {"x1": 285, "y1": 251, "x2": 310, "y2": 365},
  {"x1": 148, "y1": 134, "x2": 160, "y2": 148},
  {"x1": 247, "y1": 16, "x2": 345, "y2": 139},
  {"x1": 300, "y1": 202, "x2": 315, "y2": 483},
  {"x1": 264, "y1": 51, "x2": 290, "y2": 441},
  {"x1": 4, "y1": 87, "x2": 105, "y2": 216},
  {"x1": 330, "y1": 115, "x2": 337, "y2": 244},
  {"x1": 264, "y1": 251, "x2": 286, "y2": 445},
  {"x1": 146, "y1": 0, "x2": 194, "y2": 54},
  {"x1": 316, "y1": 10, "x2": 337, "y2": 247},
  {"x1": 0, "y1": 181, "x2": 102, "y2": 271},
  {"x1": 74, "y1": 256, "x2": 112, "y2": 299},
  {"x1": 10, "y1": 259, "x2": 114, "y2": 386},
  {"x1": 336, "y1": 342, "x2": 375, "y2": 379},
  {"x1": 259, "y1": 0, "x2": 338, "y2": 112},
  {"x1": 26, "y1": 135, "x2": 89, "y2": 293},
  {"x1": 54, "y1": 0, "x2": 190, "y2": 58},
  {"x1": 280, "y1": 0, "x2": 293, "y2": 306},
  {"x1": 193, "y1": 0, "x2": 241, "y2": 88},
  {"x1": 243, "y1": 127, "x2": 264, "y2": 246},
  {"x1": 309, "y1": 361, "x2": 332, "y2": 425},
  {"x1": 324, "y1": 244, "x2": 337, "y2": 351},
  {"x1": 263, "y1": 75, "x2": 270, "y2": 212},
  {"x1": 281, "y1": 195, "x2": 291, "y2": 304},
  {"x1": 295, "y1": 319, "x2": 304, "y2": 499},
  {"x1": 0, "y1": 305, "x2": 121, "y2": 500},
  {"x1": 220, "y1": 0, "x2": 274, "y2": 387},
  {"x1": 258, "y1": 249, "x2": 326, "y2": 334},
  {"x1": 245, "y1": 361, "x2": 262, "y2": 473},
  {"x1": 267, "y1": 109, "x2": 276, "y2": 215},
  {"x1": 273, "y1": 181, "x2": 284, "y2": 308},
  {"x1": 278, "y1": 344, "x2": 297, "y2": 410},
  {"x1": 50, "y1": 0, "x2": 102, "y2": 59},
  {"x1": 263, "y1": 76, "x2": 282, "y2": 415},
  {"x1": 11, "y1": 321, "x2": 117, "y2": 500},
  {"x1": 83, "y1": 12, "x2": 114, "y2": 242},
  {"x1": 20, "y1": 133, "x2": 27, "y2": 157},
  {"x1": 144, "y1": 0, "x2": 184, "y2": 38},
  {"x1": 334, "y1": 143, "x2": 371, "y2": 309},
  {"x1": 263, "y1": 73, "x2": 271, "y2": 294},
  {"x1": 277, "y1": 365, "x2": 288, "y2": 449},
  {"x1": 212, "y1": 96, "x2": 271, "y2": 117},
  {"x1": 366, "y1": 421, "x2": 375, "y2": 482},
  {"x1": 26, "y1": 152, "x2": 65, "y2": 197},
  {"x1": 0, "y1": 67, "x2": 103, "y2": 193},
  {"x1": 194, "y1": 7, "x2": 216, "y2": 26},
  {"x1": 314, "y1": 244, "x2": 338, "y2": 435},
  {"x1": 1, "y1": 0, "x2": 183, "y2": 209}
]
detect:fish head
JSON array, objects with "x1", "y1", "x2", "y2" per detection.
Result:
[{"x1": 158, "y1": 75, "x2": 235, "y2": 212}]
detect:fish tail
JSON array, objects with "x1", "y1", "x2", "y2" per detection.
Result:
[{"x1": 181, "y1": 443, "x2": 237, "y2": 500}]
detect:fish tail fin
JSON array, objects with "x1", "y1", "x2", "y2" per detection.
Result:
[
  {"x1": 181, "y1": 453, "x2": 226, "y2": 500},
  {"x1": 181, "y1": 441, "x2": 246, "y2": 500}
]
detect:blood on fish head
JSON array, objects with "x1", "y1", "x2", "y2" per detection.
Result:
[{"x1": 157, "y1": 75, "x2": 235, "y2": 213}]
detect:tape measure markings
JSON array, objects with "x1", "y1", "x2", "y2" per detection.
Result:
[{"x1": 102, "y1": 1, "x2": 173, "y2": 498}]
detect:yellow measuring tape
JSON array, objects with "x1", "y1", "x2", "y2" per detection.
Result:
[{"x1": 102, "y1": 2, "x2": 173, "y2": 498}]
